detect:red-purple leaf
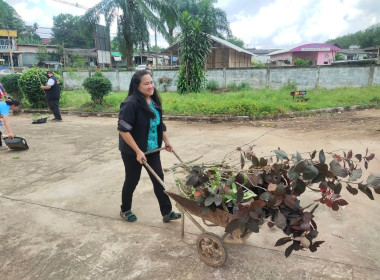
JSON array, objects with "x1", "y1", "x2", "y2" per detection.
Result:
[
  {"x1": 225, "y1": 218, "x2": 239, "y2": 234},
  {"x1": 365, "y1": 153, "x2": 375, "y2": 161},
  {"x1": 275, "y1": 237, "x2": 292, "y2": 247},
  {"x1": 347, "y1": 150, "x2": 352, "y2": 159},
  {"x1": 346, "y1": 184, "x2": 359, "y2": 195},
  {"x1": 355, "y1": 154, "x2": 362, "y2": 162},
  {"x1": 285, "y1": 244, "x2": 295, "y2": 258},
  {"x1": 332, "y1": 202, "x2": 339, "y2": 211},
  {"x1": 335, "y1": 199, "x2": 348, "y2": 206}
]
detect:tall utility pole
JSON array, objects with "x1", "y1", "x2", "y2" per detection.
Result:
[{"x1": 6, "y1": 26, "x2": 14, "y2": 71}]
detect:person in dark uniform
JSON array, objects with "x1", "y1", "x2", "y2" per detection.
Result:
[{"x1": 41, "y1": 70, "x2": 62, "y2": 121}]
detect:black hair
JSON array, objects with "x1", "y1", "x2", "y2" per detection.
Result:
[
  {"x1": 5, "y1": 98, "x2": 20, "y2": 107},
  {"x1": 128, "y1": 70, "x2": 161, "y2": 118}
]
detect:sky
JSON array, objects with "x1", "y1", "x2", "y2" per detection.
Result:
[{"x1": 4, "y1": 0, "x2": 380, "y2": 49}]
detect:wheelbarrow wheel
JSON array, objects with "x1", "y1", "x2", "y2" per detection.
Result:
[{"x1": 196, "y1": 232, "x2": 227, "y2": 267}]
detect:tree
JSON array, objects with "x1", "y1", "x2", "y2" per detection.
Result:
[
  {"x1": 326, "y1": 23, "x2": 380, "y2": 49},
  {"x1": 177, "y1": 11, "x2": 211, "y2": 93},
  {"x1": 84, "y1": 0, "x2": 170, "y2": 69},
  {"x1": 0, "y1": 0, "x2": 24, "y2": 31},
  {"x1": 226, "y1": 35, "x2": 245, "y2": 48},
  {"x1": 17, "y1": 23, "x2": 41, "y2": 44},
  {"x1": 36, "y1": 46, "x2": 49, "y2": 62},
  {"x1": 51, "y1": 14, "x2": 94, "y2": 48}
]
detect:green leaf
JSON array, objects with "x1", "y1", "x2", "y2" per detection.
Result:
[
  {"x1": 274, "y1": 212, "x2": 287, "y2": 230},
  {"x1": 274, "y1": 149, "x2": 288, "y2": 160},
  {"x1": 204, "y1": 196, "x2": 215, "y2": 206},
  {"x1": 294, "y1": 179, "x2": 306, "y2": 195},
  {"x1": 319, "y1": 150, "x2": 325, "y2": 164},
  {"x1": 296, "y1": 151, "x2": 302, "y2": 162},
  {"x1": 329, "y1": 159, "x2": 342, "y2": 176},
  {"x1": 214, "y1": 194, "x2": 223, "y2": 206},
  {"x1": 334, "y1": 182, "x2": 342, "y2": 194},
  {"x1": 366, "y1": 174, "x2": 380, "y2": 187},
  {"x1": 348, "y1": 169, "x2": 363, "y2": 182},
  {"x1": 295, "y1": 161, "x2": 307, "y2": 173},
  {"x1": 303, "y1": 165, "x2": 319, "y2": 181},
  {"x1": 288, "y1": 166, "x2": 300, "y2": 181}
]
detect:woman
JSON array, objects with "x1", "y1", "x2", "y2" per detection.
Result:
[
  {"x1": 0, "y1": 98, "x2": 20, "y2": 150},
  {"x1": 117, "y1": 70, "x2": 181, "y2": 222}
]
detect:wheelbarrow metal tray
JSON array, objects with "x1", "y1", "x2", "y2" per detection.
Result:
[{"x1": 166, "y1": 191, "x2": 249, "y2": 243}]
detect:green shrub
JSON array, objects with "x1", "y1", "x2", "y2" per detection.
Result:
[
  {"x1": 18, "y1": 67, "x2": 48, "y2": 108},
  {"x1": 227, "y1": 82, "x2": 239, "y2": 92},
  {"x1": 206, "y1": 80, "x2": 219, "y2": 91},
  {"x1": 238, "y1": 82, "x2": 250, "y2": 91},
  {"x1": 0, "y1": 73, "x2": 22, "y2": 100},
  {"x1": 82, "y1": 71, "x2": 112, "y2": 104},
  {"x1": 281, "y1": 79, "x2": 297, "y2": 91},
  {"x1": 293, "y1": 58, "x2": 310, "y2": 66}
]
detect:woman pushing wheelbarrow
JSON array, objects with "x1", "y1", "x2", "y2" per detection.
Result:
[{"x1": 117, "y1": 70, "x2": 181, "y2": 223}]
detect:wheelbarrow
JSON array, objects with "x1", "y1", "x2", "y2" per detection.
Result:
[{"x1": 143, "y1": 148, "x2": 252, "y2": 267}]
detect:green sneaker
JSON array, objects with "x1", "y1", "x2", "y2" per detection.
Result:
[
  {"x1": 120, "y1": 210, "x2": 137, "y2": 222},
  {"x1": 163, "y1": 211, "x2": 181, "y2": 223}
]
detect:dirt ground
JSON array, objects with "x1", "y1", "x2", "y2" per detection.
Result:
[{"x1": 1, "y1": 108, "x2": 380, "y2": 280}]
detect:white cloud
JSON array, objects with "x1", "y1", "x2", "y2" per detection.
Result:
[{"x1": 230, "y1": 0, "x2": 310, "y2": 45}]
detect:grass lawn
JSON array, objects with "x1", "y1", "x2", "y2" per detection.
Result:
[{"x1": 57, "y1": 86, "x2": 380, "y2": 117}]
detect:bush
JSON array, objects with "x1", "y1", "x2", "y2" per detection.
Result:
[
  {"x1": 18, "y1": 67, "x2": 49, "y2": 108},
  {"x1": 0, "y1": 73, "x2": 22, "y2": 100},
  {"x1": 227, "y1": 83, "x2": 239, "y2": 92},
  {"x1": 82, "y1": 71, "x2": 112, "y2": 105},
  {"x1": 238, "y1": 82, "x2": 250, "y2": 91},
  {"x1": 281, "y1": 79, "x2": 297, "y2": 91},
  {"x1": 293, "y1": 58, "x2": 310, "y2": 66},
  {"x1": 206, "y1": 80, "x2": 219, "y2": 91}
]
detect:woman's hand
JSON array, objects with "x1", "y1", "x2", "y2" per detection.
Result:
[
  {"x1": 165, "y1": 141, "x2": 173, "y2": 152},
  {"x1": 136, "y1": 150, "x2": 147, "y2": 164},
  {"x1": 8, "y1": 132, "x2": 14, "y2": 140}
]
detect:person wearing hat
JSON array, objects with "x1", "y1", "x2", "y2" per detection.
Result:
[{"x1": 41, "y1": 70, "x2": 62, "y2": 121}]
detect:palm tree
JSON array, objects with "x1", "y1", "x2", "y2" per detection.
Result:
[{"x1": 84, "y1": 0, "x2": 170, "y2": 68}]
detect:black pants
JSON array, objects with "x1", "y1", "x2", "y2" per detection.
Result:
[
  {"x1": 0, "y1": 131, "x2": 2, "y2": 146},
  {"x1": 121, "y1": 152, "x2": 172, "y2": 216},
  {"x1": 47, "y1": 99, "x2": 62, "y2": 120}
]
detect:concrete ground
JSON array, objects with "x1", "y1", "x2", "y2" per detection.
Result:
[{"x1": 1, "y1": 109, "x2": 380, "y2": 280}]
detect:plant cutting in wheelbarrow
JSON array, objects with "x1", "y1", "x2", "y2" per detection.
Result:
[{"x1": 176, "y1": 146, "x2": 379, "y2": 258}]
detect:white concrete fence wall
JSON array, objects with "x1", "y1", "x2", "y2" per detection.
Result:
[{"x1": 62, "y1": 64, "x2": 380, "y2": 92}]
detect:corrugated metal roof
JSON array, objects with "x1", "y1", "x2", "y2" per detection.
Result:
[{"x1": 209, "y1": 35, "x2": 253, "y2": 55}]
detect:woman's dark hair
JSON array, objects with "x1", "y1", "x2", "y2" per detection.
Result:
[
  {"x1": 5, "y1": 98, "x2": 20, "y2": 107},
  {"x1": 128, "y1": 70, "x2": 161, "y2": 118}
]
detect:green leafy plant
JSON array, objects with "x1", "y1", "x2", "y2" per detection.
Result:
[
  {"x1": 18, "y1": 67, "x2": 48, "y2": 108},
  {"x1": 177, "y1": 11, "x2": 212, "y2": 93},
  {"x1": 82, "y1": 71, "x2": 112, "y2": 105},
  {"x1": 206, "y1": 80, "x2": 219, "y2": 91},
  {"x1": 177, "y1": 146, "x2": 379, "y2": 257},
  {"x1": 0, "y1": 73, "x2": 22, "y2": 100},
  {"x1": 293, "y1": 58, "x2": 310, "y2": 66}
]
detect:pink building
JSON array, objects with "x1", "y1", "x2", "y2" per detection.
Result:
[{"x1": 269, "y1": 43, "x2": 341, "y2": 66}]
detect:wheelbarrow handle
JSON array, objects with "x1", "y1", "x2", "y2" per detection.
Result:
[{"x1": 142, "y1": 160, "x2": 168, "y2": 189}]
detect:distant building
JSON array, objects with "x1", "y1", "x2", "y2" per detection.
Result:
[
  {"x1": 245, "y1": 48, "x2": 280, "y2": 63},
  {"x1": 0, "y1": 29, "x2": 19, "y2": 68},
  {"x1": 268, "y1": 43, "x2": 341, "y2": 66},
  {"x1": 163, "y1": 34, "x2": 253, "y2": 69},
  {"x1": 337, "y1": 45, "x2": 368, "y2": 61}
]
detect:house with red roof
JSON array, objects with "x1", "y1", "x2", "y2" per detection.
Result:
[{"x1": 268, "y1": 43, "x2": 341, "y2": 66}]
